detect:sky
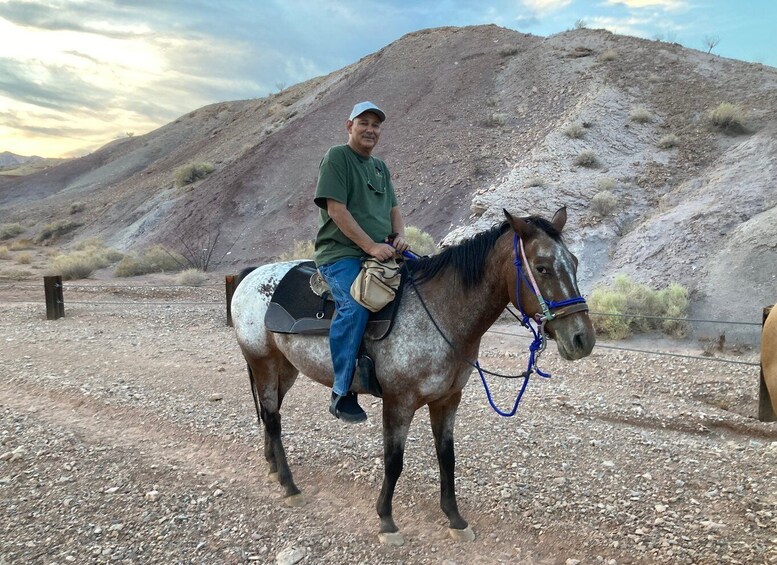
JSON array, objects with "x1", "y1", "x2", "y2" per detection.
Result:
[{"x1": 1, "y1": 0, "x2": 774, "y2": 158}]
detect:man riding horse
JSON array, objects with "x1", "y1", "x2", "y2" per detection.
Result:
[{"x1": 314, "y1": 102, "x2": 410, "y2": 423}]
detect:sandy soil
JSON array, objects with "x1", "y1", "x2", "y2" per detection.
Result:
[{"x1": 1, "y1": 279, "x2": 776, "y2": 565}]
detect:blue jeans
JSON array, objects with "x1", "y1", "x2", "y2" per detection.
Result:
[{"x1": 317, "y1": 258, "x2": 370, "y2": 396}]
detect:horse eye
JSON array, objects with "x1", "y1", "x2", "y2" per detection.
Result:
[{"x1": 536, "y1": 265, "x2": 550, "y2": 275}]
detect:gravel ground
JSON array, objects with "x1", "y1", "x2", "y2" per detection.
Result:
[{"x1": 1, "y1": 281, "x2": 776, "y2": 565}]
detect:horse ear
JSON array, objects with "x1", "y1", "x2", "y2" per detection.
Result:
[
  {"x1": 504, "y1": 208, "x2": 535, "y2": 238},
  {"x1": 551, "y1": 206, "x2": 567, "y2": 232}
]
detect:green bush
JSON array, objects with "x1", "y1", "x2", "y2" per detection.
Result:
[
  {"x1": 0, "y1": 223, "x2": 24, "y2": 240},
  {"x1": 34, "y1": 219, "x2": 83, "y2": 244},
  {"x1": 115, "y1": 245, "x2": 185, "y2": 277},
  {"x1": 574, "y1": 150, "x2": 599, "y2": 168},
  {"x1": 175, "y1": 162, "x2": 215, "y2": 188},
  {"x1": 589, "y1": 274, "x2": 690, "y2": 339},
  {"x1": 709, "y1": 102, "x2": 746, "y2": 131},
  {"x1": 480, "y1": 113, "x2": 508, "y2": 128},
  {"x1": 591, "y1": 191, "x2": 617, "y2": 216},
  {"x1": 658, "y1": 134, "x2": 679, "y2": 149}
]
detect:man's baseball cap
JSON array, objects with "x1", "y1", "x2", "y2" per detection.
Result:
[{"x1": 349, "y1": 101, "x2": 386, "y2": 122}]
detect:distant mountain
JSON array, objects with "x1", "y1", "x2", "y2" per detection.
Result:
[
  {"x1": 0, "y1": 25, "x2": 775, "y2": 332},
  {"x1": 0, "y1": 151, "x2": 44, "y2": 168}
]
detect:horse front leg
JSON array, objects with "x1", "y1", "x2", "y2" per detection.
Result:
[
  {"x1": 376, "y1": 402, "x2": 414, "y2": 546},
  {"x1": 429, "y1": 391, "x2": 475, "y2": 541}
]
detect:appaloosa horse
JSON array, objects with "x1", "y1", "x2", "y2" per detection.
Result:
[{"x1": 231, "y1": 207, "x2": 595, "y2": 545}]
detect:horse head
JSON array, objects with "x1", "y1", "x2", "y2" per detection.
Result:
[{"x1": 503, "y1": 207, "x2": 596, "y2": 361}]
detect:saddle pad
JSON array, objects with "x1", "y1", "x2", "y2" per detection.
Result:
[{"x1": 264, "y1": 261, "x2": 403, "y2": 340}]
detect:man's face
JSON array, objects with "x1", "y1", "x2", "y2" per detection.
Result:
[{"x1": 346, "y1": 111, "x2": 382, "y2": 156}]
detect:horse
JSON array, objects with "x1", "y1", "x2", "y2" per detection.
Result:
[
  {"x1": 231, "y1": 207, "x2": 596, "y2": 545},
  {"x1": 762, "y1": 306, "x2": 777, "y2": 419}
]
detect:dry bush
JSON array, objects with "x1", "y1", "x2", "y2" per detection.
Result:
[
  {"x1": 49, "y1": 243, "x2": 124, "y2": 280},
  {"x1": 480, "y1": 113, "x2": 508, "y2": 128},
  {"x1": 658, "y1": 134, "x2": 679, "y2": 149},
  {"x1": 279, "y1": 240, "x2": 315, "y2": 261},
  {"x1": 629, "y1": 107, "x2": 652, "y2": 123},
  {"x1": 115, "y1": 245, "x2": 185, "y2": 277},
  {"x1": 0, "y1": 223, "x2": 24, "y2": 240},
  {"x1": 34, "y1": 219, "x2": 83, "y2": 244},
  {"x1": 70, "y1": 202, "x2": 85, "y2": 214},
  {"x1": 9, "y1": 238, "x2": 34, "y2": 250},
  {"x1": 599, "y1": 49, "x2": 618, "y2": 61},
  {"x1": 174, "y1": 162, "x2": 214, "y2": 188},
  {"x1": 0, "y1": 246, "x2": 10, "y2": 260},
  {"x1": 597, "y1": 177, "x2": 617, "y2": 191},
  {"x1": 591, "y1": 191, "x2": 617, "y2": 216},
  {"x1": 709, "y1": 102, "x2": 746, "y2": 132},
  {"x1": 404, "y1": 226, "x2": 438, "y2": 256},
  {"x1": 0, "y1": 267, "x2": 33, "y2": 281},
  {"x1": 15, "y1": 252, "x2": 31, "y2": 264},
  {"x1": 499, "y1": 46, "x2": 520, "y2": 57},
  {"x1": 574, "y1": 150, "x2": 599, "y2": 168},
  {"x1": 176, "y1": 268, "x2": 207, "y2": 287},
  {"x1": 563, "y1": 123, "x2": 585, "y2": 139},
  {"x1": 524, "y1": 176, "x2": 545, "y2": 188}
]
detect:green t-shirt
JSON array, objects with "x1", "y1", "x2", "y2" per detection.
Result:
[{"x1": 314, "y1": 145, "x2": 397, "y2": 267}]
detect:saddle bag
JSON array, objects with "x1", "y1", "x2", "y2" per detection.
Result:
[{"x1": 350, "y1": 257, "x2": 402, "y2": 312}]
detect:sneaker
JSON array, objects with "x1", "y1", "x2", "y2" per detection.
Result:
[{"x1": 329, "y1": 392, "x2": 367, "y2": 423}]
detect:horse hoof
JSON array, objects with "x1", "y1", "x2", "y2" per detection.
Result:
[
  {"x1": 448, "y1": 526, "x2": 475, "y2": 542},
  {"x1": 267, "y1": 471, "x2": 278, "y2": 482},
  {"x1": 378, "y1": 532, "x2": 405, "y2": 546},
  {"x1": 284, "y1": 494, "x2": 306, "y2": 507}
]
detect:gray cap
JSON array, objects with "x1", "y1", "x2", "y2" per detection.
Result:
[{"x1": 349, "y1": 101, "x2": 386, "y2": 122}]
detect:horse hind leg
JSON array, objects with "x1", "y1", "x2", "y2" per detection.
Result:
[
  {"x1": 245, "y1": 356, "x2": 304, "y2": 507},
  {"x1": 376, "y1": 402, "x2": 414, "y2": 546},
  {"x1": 429, "y1": 392, "x2": 475, "y2": 542}
]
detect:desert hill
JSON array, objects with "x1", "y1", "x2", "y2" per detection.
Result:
[{"x1": 0, "y1": 25, "x2": 775, "y2": 332}]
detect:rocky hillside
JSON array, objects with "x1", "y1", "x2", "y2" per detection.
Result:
[{"x1": 0, "y1": 25, "x2": 775, "y2": 330}]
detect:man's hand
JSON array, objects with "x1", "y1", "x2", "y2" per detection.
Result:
[
  {"x1": 368, "y1": 242, "x2": 396, "y2": 261},
  {"x1": 391, "y1": 235, "x2": 409, "y2": 253}
]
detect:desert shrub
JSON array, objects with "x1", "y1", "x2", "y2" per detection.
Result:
[
  {"x1": 0, "y1": 246, "x2": 10, "y2": 260},
  {"x1": 404, "y1": 226, "x2": 438, "y2": 256},
  {"x1": 70, "y1": 202, "x2": 85, "y2": 214},
  {"x1": 591, "y1": 191, "x2": 617, "y2": 216},
  {"x1": 709, "y1": 102, "x2": 746, "y2": 131},
  {"x1": 589, "y1": 274, "x2": 690, "y2": 339},
  {"x1": 174, "y1": 162, "x2": 214, "y2": 188},
  {"x1": 0, "y1": 267, "x2": 33, "y2": 281},
  {"x1": 629, "y1": 107, "x2": 652, "y2": 123},
  {"x1": 658, "y1": 134, "x2": 679, "y2": 149},
  {"x1": 9, "y1": 238, "x2": 34, "y2": 250},
  {"x1": 48, "y1": 243, "x2": 124, "y2": 280},
  {"x1": 480, "y1": 113, "x2": 508, "y2": 128},
  {"x1": 115, "y1": 245, "x2": 185, "y2": 277},
  {"x1": 574, "y1": 150, "x2": 599, "y2": 168},
  {"x1": 34, "y1": 219, "x2": 83, "y2": 244},
  {"x1": 0, "y1": 223, "x2": 24, "y2": 240},
  {"x1": 279, "y1": 240, "x2": 315, "y2": 261},
  {"x1": 599, "y1": 49, "x2": 618, "y2": 61},
  {"x1": 563, "y1": 123, "x2": 585, "y2": 139},
  {"x1": 597, "y1": 178, "x2": 617, "y2": 191},
  {"x1": 15, "y1": 252, "x2": 31, "y2": 264},
  {"x1": 524, "y1": 176, "x2": 545, "y2": 188},
  {"x1": 499, "y1": 46, "x2": 520, "y2": 57},
  {"x1": 176, "y1": 268, "x2": 207, "y2": 287}
]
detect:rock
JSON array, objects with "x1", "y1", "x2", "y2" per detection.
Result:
[{"x1": 276, "y1": 545, "x2": 307, "y2": 565}]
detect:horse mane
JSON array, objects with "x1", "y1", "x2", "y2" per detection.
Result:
[{"x1": 409, "y1": 216, "x2": 561, "y2": 288}]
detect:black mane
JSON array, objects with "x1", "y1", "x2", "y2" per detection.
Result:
[{"x1": 408, "y1": 216, "x2": 561, "y2": 288}]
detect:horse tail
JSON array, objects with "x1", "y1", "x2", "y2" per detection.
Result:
[
  {"x1": 246, "y1": 362, "x2": 263, "y2": 425},
  {"x1": 235, "y1": 266, "x2": 258, "y2": 288}
]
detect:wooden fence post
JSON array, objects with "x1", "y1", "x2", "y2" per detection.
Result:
[
  {"x1": 44, "y1": 275, "x2": 65, "y2": 320},
  {"x1": 225, "y1": 275, "x2": 237, "y2": 327},
  {"x1": 759, "y1": 305, "x2": 776, "y2": 422}
]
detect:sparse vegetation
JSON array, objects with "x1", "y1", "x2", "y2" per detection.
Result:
[
  {"x1": 574, "y1": 19, "x2": 587, "y2": 30},
  {"x1": 15, "y1": 252, "x2": 31, "y2": 264},
  {"x1": 174, "y1": 162, "x2": 215, "y2": 188},
  {"x1": 0, "y1": 246, "x2": 10, "y2": 260},
  {"x1": 629, "y1": 107, "x2": 652, "y2": 123},
  {"x1": 589, "y1": 274, "x2": 690, "y2": 339},
  {"x1": 599, "y1": 49, "x2": 618, "y2": 61},
  {"x1": 404, "y1": 226, "x2": 438, "y2": 256},
  {"x1": 48, "y1": 242, "x2": 124, "y2": 280},
  {"x1": 499, "y1": 46, "x2": 520, "y2": 57},
  {"x1": 709, "y1": 102, "x2": 746, "y2": 132},
  {"x1": 480, "y1": 113, "x2": 508, "y2": 128},
  {"x1": 115, "y1": 245, "x2": 185, "y2": 277},
  {"x1": 703, "y1": 34, "x2": 720, "y2": 54},
  {"x1": 658, "y1": 134, "x2": 679, "y2": 149},
  {"x1": 279, "y1": 240, "x2": 315, "y2": 261},
  {"x1": 574, "y1": 150, "x2": 599, "y2": 168},
  {"x1": 525, "y1": 176, "x2": 545, "y2": 188},
  {"x1": 0, "y1": 223, "x2": 24, "y2": 240},
  {"x1": 563, "y1": 123, "x2": 585, "y2": 139},
  {"x1": 9, "y1": 238, "x2": 34, "y2": 251},
  {"x1": 34, "y1": 220, "x2": 83, "y2": 244},
  {"x1": 176, "y1": 268, "x2": 207, "y2": 287},
  {"x1": 596, "y1": 177, "x2": 617, "y2": 191},
  {"x1": 591, "y1": 191, "x2": 618, "y2": 216},
  {"x1": 70, "y1": 202, "x2": 85, "y2": 214}
]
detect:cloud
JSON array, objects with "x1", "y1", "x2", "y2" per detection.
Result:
[
  {"x1": 603, "y1": 0, "x2": 686, "y2": 10},
  {"x1": 521, "y1": 0, "x2": 572, "y2": 14}
]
